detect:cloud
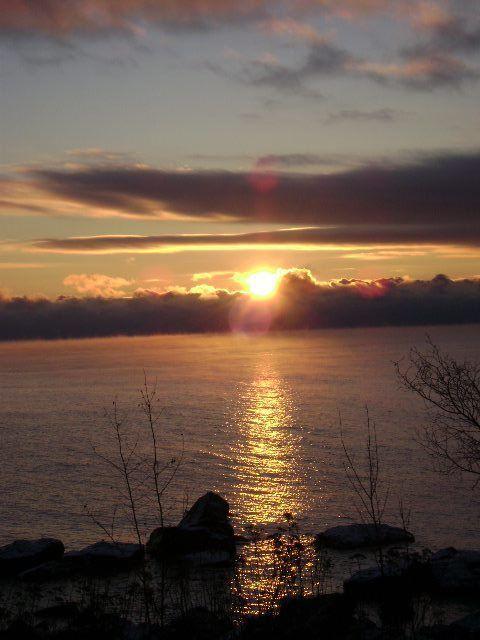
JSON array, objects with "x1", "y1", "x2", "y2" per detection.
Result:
[
  {"x1": 3, "y1": 1, "x2": 477, "y2": 93},
  {"x1": 187, "y1": 152, "x2": 361, "y2": 170},
  {"x1": 233, "y1": 37, "x2": 477, "y2": 92},
  {"x1": 2, "y1": 272, "x2": 480, "y2": 341},
  {"x1": 0, "y1": 1, "x2": 415, "y2": 39},
  {"x1": 192, "y1": 270, "x2": 235, "y2": 281},
  {"x1": 255, "y1": 153, "x2": 355, "y2": 168},
  {"x1": 325, "y1": 108, "x2": 405, "y2": 124},
  {"x1": 0, "y1": 1, "x2": 272, "y2": 37},
  {"x1": 26, "y1": 225, "x2": 480, "y2": 255},
  {"x1": 233, "y1": 39, "x2": 353, "y2": 94},
  {"x1": 410, "y1": 5, "x2": 480, "y2": 54},
  {"x1": 359, "y1": 52, "x2": 478, "y2": 89},
  {"x1": 260, "y1": 17, "x2": 322, "y2": 43},
  {"x1": 63, "y1": 273, "x2": 134, "y2": 297},
  {"x1": 0, "y1": 262, "x2": 47, "y2": 269},
  {"x1": 7, "y1": 150, "x2": 480, "y2": 230},
  {"x1": 162, "y1": 283, "x2": 229, "y2": 298}
]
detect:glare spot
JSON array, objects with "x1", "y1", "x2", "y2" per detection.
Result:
[{"x1": 246, "y1": 271, "x2": 279, "y2": 298}]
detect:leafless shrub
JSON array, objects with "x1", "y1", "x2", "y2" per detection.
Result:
[
  {"x1": 396, "y1": 336, "x2": 480, "y2": 485},
  {"x1": 88, "y1": 373, "x2": 184, "y2": 624},
  {"x1": 340, "y1": 408, "x2": 390, "y2": 573}
]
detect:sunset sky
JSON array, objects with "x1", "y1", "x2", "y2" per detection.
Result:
[{"x1": 1, "y1": 0, "x2": 480, "y2": 300}]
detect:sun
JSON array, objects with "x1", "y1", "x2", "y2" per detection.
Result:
[{"x1": 246, "y1": 270, "x2": 279, "y2": 298}]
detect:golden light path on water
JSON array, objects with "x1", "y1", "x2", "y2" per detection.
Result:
[
  {"x1": 225, "y1": 357, "x2": 317, "y2": 615},
  {"x1": 229, "y1": 359, "x2": 305, "y2": 526}
]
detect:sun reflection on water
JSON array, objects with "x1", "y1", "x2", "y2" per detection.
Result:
[
  {"x1": 226, "y1": 360, "x2": 316, "y2": 616},
  {"x1": 229, "y1": 361, "x2": 305, "y2": 527}
]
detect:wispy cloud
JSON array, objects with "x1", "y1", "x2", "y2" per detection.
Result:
[
  {"x1": 0, "y1": 262, "x2": 48, "y2": 269},
  {"x1": 0, "y1": 1, "x2": 414, "y2": 39},
  {"x1": 325, "y1": 108, "x2": 406, "y2": 124},
  {"x1": 27, "y1": 225, "x2": 480, "y2": 255},
  {"x1": 230, "y1": 37, "x2": 478, "y2": 92},
  {"x1": 192, "y1": 270, "x2": 236, "y2": 281}
]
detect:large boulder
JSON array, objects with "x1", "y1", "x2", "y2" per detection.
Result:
[
  {"x1": 241, "y1": 594, "x2": 356, "y2": 640},
  {"x1": 344, "y1": 564, "x2": 407, "y2": 598},
  {"x1": 450, "y1": 611, "x2": 480, "y2": 638},
  {"x1": 20, "y1": 541, "x2": 144, "y2": 581},
  {"x1": 315, "y1": 523, "x2": 414, "y2": 550},
  {"x1": 64, "y1": 541, "x2": 144, "y2": 571},
  {"x1": 429, "y1": 547, "x2": 480, "y2": 593},
  {"x1": 147, "y1": 492, "x2": 235, "y2": 565},
  {"x1": 344, "y1": 554, "x2": 428, "y2": 598},
  {"x1": 20, "y1": 559, "x2": 74, "y2": 582},
  {"x1": 164, "y1": 607, "x2": 232, "y2": 640},
  {"x1": 0, "y1": 538, "x2": 64, "y2": 575}
]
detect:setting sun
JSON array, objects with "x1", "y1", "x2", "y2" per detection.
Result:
[{"x1": 246, "y1": 270, "x2": 279, "y2": 298}]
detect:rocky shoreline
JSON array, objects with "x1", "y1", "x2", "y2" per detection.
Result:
[{"x1": 0, "y1": 492, "x2": 479, "y2": 639}]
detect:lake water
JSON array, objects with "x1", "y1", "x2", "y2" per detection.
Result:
[{"x1": 0, "y1": 325, "x2": 479, "y2": 552}]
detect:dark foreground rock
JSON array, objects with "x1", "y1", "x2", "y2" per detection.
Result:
[
  {"x1": 419, "y1": 612, "x2": 480, "y2": 639},
  {"x1": 64, "y1": 541, "x2": 144, "y2": 570},
  {"x1": 20, "y1": 541, "x2": 143, "y2": 581},
  {"x1": 429, "y1": 547, "x2": 480, "y2": 593},
  {"x1": 163, "y1": 607, "x2": 232, "y2": 640},
  {"x1": 0, "y1": 538, "x2": 64, "y2": 575},
  {"x1": 450, "y1": 611, "x2": 480, "y2": 638},
  {"x1": 344, "y1": 546, "x2": 480, "y2": 599},
  {"x1": 315, "y1": 523, "x2": 414, "y2": 550},
  {"x1": 241, "y1": 593, "x2": 359, "y2": 640},
  {"x1": 147, "y1": 492, "x2": 235, "y2": 565},
  {"x1": 343, "y1": 555, "x2": 428, "y2": 599},
  {"x1": 20, "y1": 559, "x2": 73, "y2": 582},
  {"x1": 34, "y1": 602, "x2": 79, "y2": 622}
]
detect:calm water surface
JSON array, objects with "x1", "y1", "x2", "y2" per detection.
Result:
[{"x1": 0, "y1": 325, "x2": 479, "y2": 551}]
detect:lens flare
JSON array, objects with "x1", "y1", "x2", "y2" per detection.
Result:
[{"x1": 246, "y1": 270, "x2": 279, "y2": 298}]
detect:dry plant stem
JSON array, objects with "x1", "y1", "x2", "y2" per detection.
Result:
[
  {"x1": 340, "y1": 408, "x2": 390, "y2": 574},
  {"x1": 111, "y1": 400, "x2": 151, "y2": 624},
  {"x1": 139, "y1": 372, "x2": 184, "y2": 627}
]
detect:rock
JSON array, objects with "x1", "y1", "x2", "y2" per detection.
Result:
[
  {"x1": 429, "y1": 547, "x2": 480, "y2": 593},
  {"x1": 147, "y1": 492, "x2": 235, "y2": 565},
  {"x1": 0, "y1": 538, "x2": 64, "y2": 575},
  {"x1": 416, "y1": 624, "x2": 453, "y2": 639},
  {"x1": 315, "y1": 523, "x2": 414, "y2": 550},
  {"x1": 179, "y1": 491, "x2": 234, "y2": 539},
  {"x1": 242, "y1": 594, "x2": 355, "y2": 640},
  {"x1": 20, "y1": 559, "x2": 74, "y2": 582},
  {"x1": 34, "y1": 602, "x2": 79, "y2": 621},
  {"x1": 344, "y1": 555, "x2": 427, "y2": 598},
  {"x1": 64, "y1": 541, "x2": 144, "y2": 571},
  {"x1": 344, "y1": 565, "x2": 400, "y2": 597},
  {"x1": 450, "y1": 611, "x2": 480, "y2": 638},
  {"x1": 164, "y1": 607, "x2": 232, "y2": 640}
]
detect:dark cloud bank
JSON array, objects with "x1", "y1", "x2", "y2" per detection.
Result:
[
  {"x1": 28, "y1": 150, "x2": 480, "y2": 233},
  {"x1": 2, "y1": 273, "x2": 480, "y2": 341}
]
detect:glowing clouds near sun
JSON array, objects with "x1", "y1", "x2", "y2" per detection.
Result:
[{"x1": 229, "y1": 269, "x2": 283, "y2": 334}]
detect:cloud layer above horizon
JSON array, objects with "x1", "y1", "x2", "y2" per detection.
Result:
[{"x1": 1, "y1": 271, "x2": 480, "y2": 341}]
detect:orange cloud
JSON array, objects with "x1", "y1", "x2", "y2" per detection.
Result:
[
  {"x1": 63, "y1": 273, "x2": 134, "y2": 297},
  {"x1": 0, "y1": 0, "x2": 431, "y2": 38}
]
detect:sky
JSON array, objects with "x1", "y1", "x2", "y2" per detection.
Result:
[{"x1": 1, "y1": 0, "x2": 480, "y2": 304}]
